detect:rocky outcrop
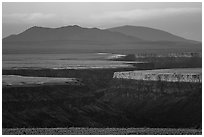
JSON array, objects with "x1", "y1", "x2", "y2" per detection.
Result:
[{"x1": 113, "y1": 69, "x2": 202, "y2": 83}]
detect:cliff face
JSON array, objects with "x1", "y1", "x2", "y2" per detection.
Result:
[
  {"x1": 113, "y1": 69, "x2": 202, "y2": 83},
  {"x1": 101, "y1": 79, "x2": 202, "y2": 128}
]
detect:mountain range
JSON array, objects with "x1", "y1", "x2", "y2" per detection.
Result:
[{"x1": 3, "y1": 25, "x2": 201, "y2": 54}]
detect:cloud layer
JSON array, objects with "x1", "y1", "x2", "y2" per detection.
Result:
[
  {"x1": 90, "y1": 7, "x2": 201, "y2": 22},
  {"x1": 3, "y1": 7, "x2": 201, "y2": 25},
  {"x1": 3, "y1": 13, "x2": 56, "y2": 24}
]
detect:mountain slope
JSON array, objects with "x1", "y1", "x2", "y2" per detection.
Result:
[
  {"x1": 107, "y1": 25, "x2": 196, "y2": 42},
  {"x1": 2, "y1": 25, "x2": 201, "y2": 54},
  {"x1": 3, "y1": 25, "x2": 142, "y2": 43}
]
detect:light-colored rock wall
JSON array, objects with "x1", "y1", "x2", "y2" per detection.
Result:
[{"x1": 113, "y1": 70, "x2": 202, "y2": 83}]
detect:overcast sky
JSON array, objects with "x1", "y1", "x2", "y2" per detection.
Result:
[{"x1": 2, "y1": 2, "x2": 202, "y2": 41}]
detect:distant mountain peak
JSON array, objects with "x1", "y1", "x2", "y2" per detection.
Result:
[
  {"x1": 25, "y1": 25, "x2": 84, "y2": 32},
  {"x1": 28, "y1": 26, "x2": 49, "y2": 29},
  {"x1": 57, "y1": 25, "x2": 84, "y2": 29},
  {"x1": 3, "y1": 25, "x2": 142, "y2": 43},
  {"x1": 72, "y1": 25, "x2": 81, "y2": 28},
  {"x1": 24, "y1": 26, "x2": 51, "y2": 33},
  {"x1": 3, "y1": 25, "x2": 201, "y2": 54}
]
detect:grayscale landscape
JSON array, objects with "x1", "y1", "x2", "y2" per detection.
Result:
[{"x1": 2, "y1": 2, "x2": 202, "y2": 135}]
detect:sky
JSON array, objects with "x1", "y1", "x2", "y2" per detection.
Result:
[{"x1": 2, "y1": 2, "x2": 202, "y2": 41}]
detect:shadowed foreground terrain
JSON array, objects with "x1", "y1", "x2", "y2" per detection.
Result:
[
  {"x1": 2, "y1": 127, "x2": 202, "y2": 135},
  {"x1": 3, "y1": 68, "x2": 202, "y2": 130}
]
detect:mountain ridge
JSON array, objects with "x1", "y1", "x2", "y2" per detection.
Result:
[
  {"x1": 3, "y1": 25, "x2": 142, "y2": 43},
  {"x1": 4, "y1": 25, "x2": 200, "y2": 43},
  {"x1": 3, "y1": 25, "x2": 201, "y2": 54}
]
